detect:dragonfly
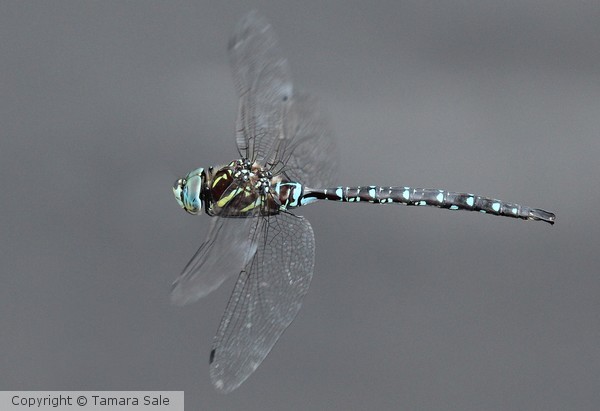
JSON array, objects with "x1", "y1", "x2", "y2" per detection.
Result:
[{"x1": 171, "y1": 11, "x2": 555, "y2": 393}]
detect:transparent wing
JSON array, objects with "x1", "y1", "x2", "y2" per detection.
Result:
[
  {"x1": 229, "y1": 11, "x2": 293, "y2": 165},
  {"x1": 170, "y1": 217, "x2": 258, "y2": 306},
  {"x1": 229, "y1": 12, "x2": 338, "y2": 187},
  {"x1": 209, "y1": 213, "x2": 315, "y2": 393},
  {"x1": 278, "y1": 91, "x2": 339, "y2": 187}
]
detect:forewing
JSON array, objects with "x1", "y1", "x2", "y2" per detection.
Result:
[
  {"x1": 170, "y1": 217, "x2": 258, "y2": 306},
  {"x1": 229, "y1": 11, "x2": 293, "y2": 165},
  {"x1": 209, "y1": 213, "x2": 315, "y2": 393}
]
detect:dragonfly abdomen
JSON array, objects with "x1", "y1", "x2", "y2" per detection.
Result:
[{"x1": 301, "y1": 186, "x2": 555, "y2": 224}]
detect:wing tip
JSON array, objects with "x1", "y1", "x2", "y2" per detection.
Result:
[
  {"x1": 229, "y1": 10, "x2": 271, "y2": 51},
  {"x1": 170, "y1": 281, "x2": 200, "y2": 306}
]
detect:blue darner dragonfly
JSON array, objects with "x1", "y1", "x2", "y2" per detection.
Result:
[{"x1": 171, "y1": 11, "x2": 555, "y2": 393}]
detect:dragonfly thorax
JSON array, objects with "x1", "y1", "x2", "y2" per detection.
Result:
[
  {"x1": 175, "y1": 159, "x2": 306, "y2": 218},
  {"x1": 204, "y1": 159, "x2": 282, "y2": 217}
]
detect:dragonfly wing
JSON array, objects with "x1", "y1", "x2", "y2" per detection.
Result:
[
  {"x1": 229, "y1": 11, "x2": 293, "y2": 165},
  {"x1": 171, "y1": 217, "x2": 258, "y2": 306},
  {"x1": 229, "y1": 12, "x2": 338, "y2": 187},
  {"x1": 278, "y1": 90, "x2": 339, "y2": 188},
  {"x1": 209, "y1": 213, "x2": 315, "y2": 393}
]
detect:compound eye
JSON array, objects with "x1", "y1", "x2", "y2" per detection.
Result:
[
  {"x1": 173, "y1": 178, "x2": 187, "y2": 209},
  {"x1": 173, "y1": 179, "x2": 185, "y2": 189}
]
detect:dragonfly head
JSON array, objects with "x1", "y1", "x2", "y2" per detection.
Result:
[{"x1": 173, "y1": 167, "x2": 205, "y2": 215}]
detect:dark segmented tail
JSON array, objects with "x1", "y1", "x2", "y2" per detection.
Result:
[{"x1": 301, "y1": 186, "x2": 555, "y2": 225}]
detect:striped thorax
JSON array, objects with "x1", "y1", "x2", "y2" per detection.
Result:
[{"x1": 174, "y1": 159, "x2": 306, "y2": 218}]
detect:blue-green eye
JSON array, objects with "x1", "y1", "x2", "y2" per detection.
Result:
[
  {"x1": 173, "y1": 179, "x2": 186, "y2": 209},
  {"x1": 182, "y1": 175, "x2": 202, "y2": 214},
  {"x1": 173, "y1": 168, "x2": 204, "y2": 215}
]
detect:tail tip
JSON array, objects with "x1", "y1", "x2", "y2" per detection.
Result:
[{"x1": 529, "y1": 208, "x2": 556, "y2": 225}]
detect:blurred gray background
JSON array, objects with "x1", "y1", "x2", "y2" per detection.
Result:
[{"x1": 1, "y1": 1, "x2": 598, "y2": 410}]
